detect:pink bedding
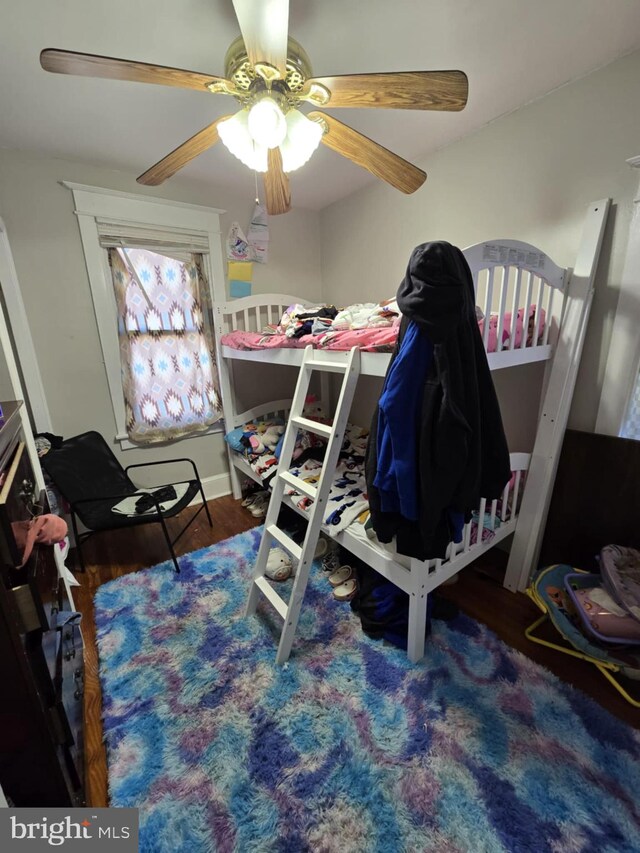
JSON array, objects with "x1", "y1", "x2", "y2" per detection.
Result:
[
  {"x1": 221, "y1": 306, "x2": 546, "y2": 354},
  {"x1": 479, "y1": 306, "x2": 547, "y2": 352},
  {"x1": 221, "y1": 326, "x2": 398, "y2": 353}
]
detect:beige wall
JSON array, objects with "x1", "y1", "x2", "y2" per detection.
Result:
[
  {"x1": 319, "y1": 48, "x2": 640, "y2": 434},
  {"x1": 0, "y1": 149, "x2": 323, "y2": 482}
]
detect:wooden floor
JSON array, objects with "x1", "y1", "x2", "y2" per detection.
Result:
[{"x1": 75, "y1": 496, "x2": 639, "y2": 808}]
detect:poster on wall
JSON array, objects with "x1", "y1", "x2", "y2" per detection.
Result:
[
  {"x1": 226, "y1": 222, "x2": 252, "y2": 262},
  {"x1": 228, "y1": 261, "x2": 253, "y2": 298},
  {"x1": 247, "y1": 203, "x2": 269, "y2": 264}
]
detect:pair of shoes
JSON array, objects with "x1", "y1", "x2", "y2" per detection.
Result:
[
  {"x1": 328, "y1": 565, "x2": 358, "y2": 601},
  {"x1": 264, "y1": 547, "x2": 293, "y2": 582},
  {"x1": 242, "y1": 489, "x2": 266, "y2": 508},
  {"x1": 248, "y1": 492, "x2": 270, "y2": 518}
]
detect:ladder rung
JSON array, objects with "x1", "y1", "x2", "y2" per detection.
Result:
[
  {"x1": 291, "y1": 416, "x2": 332, "y2": 438},
  {"x1": 306, "y1": 359, "x2": 348, "y2": 373},
  {"x1": 254, "y1": 576, "x2": 288, "y2": 619},
  {"x1": 266, "y1": 524, "x2": 302, "y2": 561},
  {"x1": 279, "y1": 470, "x2": 318, "y2": 500}
]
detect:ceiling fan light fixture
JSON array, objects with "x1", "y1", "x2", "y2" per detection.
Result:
[
  {"x1": 247, "y1": 96, "x2": 287, "y2": 148},
  {"x1": 279, "y1": 109, "x2": 324, "y2": 172},
  {"x1": 218, "y1": 109, "x2": 269, "y2": 172}
]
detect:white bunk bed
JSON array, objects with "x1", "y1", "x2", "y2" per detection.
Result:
[{"x1": 214, "y1": 201, "x2": 610, "y2": 662}]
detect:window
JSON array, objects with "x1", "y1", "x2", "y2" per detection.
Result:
[
  {"x1": 108, "y1": 247, "x2": 221, "y2": 443},
  {"x1": 66, "y1": 183, "x2": 228, "y2": 449}
]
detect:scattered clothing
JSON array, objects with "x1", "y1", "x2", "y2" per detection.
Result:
[
  {"x1": 51, "y1": 610, "x2": 82, "y2": 631},
  {"x1": 282, "y1": 304, "x2": 338, "y2": 339},
  {"x1": 135, "y1": 485, "x2": 177, "y2": 514},
  {"x1": 111, "y1": 483, "x2": 190, "y2": 517},
  {"x1": 35, "y1": 432, "x2": 64, "y2": 457}
]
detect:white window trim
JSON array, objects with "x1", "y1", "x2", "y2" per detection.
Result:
[
  {"x1": 595, "y1": 157, "x2": 640, "y2": 436},
  {"x1": 65, "y1": 182, "x2": 227, "y2": 450}
]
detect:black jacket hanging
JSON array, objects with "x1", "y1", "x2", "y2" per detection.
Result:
[{"x1": 365, "y1": 241, "x2": 512, "y2": 560}]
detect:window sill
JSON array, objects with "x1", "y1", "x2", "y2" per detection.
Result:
[{"x1": 115, "y1": 422, "x2": 224, "y2": 451}]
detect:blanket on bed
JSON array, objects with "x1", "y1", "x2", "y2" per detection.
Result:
[{"x1": 221, "y1": 305, "x2": 545, "y2": 354}]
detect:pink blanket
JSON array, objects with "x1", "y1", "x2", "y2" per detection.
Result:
[
  {"x1": 221, "y1": 326, "x2": 398, "y2": 353},
  {"x1": 221, "y1": 307, "x2": 545, "y2": 354},
  {"x1": 478, "y1": 306, "x2": 546, "y2": 352}
]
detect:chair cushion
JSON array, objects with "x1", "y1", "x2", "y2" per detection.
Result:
[{"x1": 76, "y1": 480, "x2": 201, "y2": 531}]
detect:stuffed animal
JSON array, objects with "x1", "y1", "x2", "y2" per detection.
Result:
[{"x1": 249, "y1": 424, "x2": 284, "y2": 454}]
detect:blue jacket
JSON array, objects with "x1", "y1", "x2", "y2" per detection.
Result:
[{"x1": 374, "y1": 320, "x2": 433, "y2": 519}]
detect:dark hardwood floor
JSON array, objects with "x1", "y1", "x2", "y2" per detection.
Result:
[{"x1": 74, "y1": 497, "x2": 639, "y2": 808}]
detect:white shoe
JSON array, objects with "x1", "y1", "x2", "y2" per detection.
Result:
[
  {"x1": 314, "y1": 538, "x2": 328, "y2": 559},
  {"x1": 241, "y1": 491, "x2": 262, "y2": 507},
  {"x1": 333, "y1": 578, "x2": 358, "y2": 601},
  {"x1": 249, "y1": 493, "x2": 269, "y2": 517},
  {"x1": 328, "y1": 565, "x2": 354, "y2": 587}
]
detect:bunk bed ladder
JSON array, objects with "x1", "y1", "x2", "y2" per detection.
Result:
[{"x1": 245, "y1": 345, "x2": 361, "y2": 664}]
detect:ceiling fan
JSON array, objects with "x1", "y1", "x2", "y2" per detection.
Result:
[{"x1": 40, "y1": 0, "x2": 468, "y2": 215}]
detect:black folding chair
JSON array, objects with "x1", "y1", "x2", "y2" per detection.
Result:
[{"x1": 42, "y1": 431, "x2": 212, "y2": 573}]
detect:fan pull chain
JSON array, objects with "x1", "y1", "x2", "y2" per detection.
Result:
[{"x1": 254, "y1": 170, "x2": 261, "y2": 205}]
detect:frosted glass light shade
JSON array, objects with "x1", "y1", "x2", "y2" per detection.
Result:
[
  {"x1": 280, "y1": 110, "x2": 324, "y2": 172},
  {"x1": 218, "y1": 110, "x2": 268, "y2": 172},
  {"x1": 247, "y1": 97, "x2": 287, "y2": 149}
]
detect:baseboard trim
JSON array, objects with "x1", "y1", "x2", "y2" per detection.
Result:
[{"x1": 190, "y1": 472, "x2": 232, "y2": 504}]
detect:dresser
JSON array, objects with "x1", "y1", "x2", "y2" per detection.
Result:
[{"x1": 0, "y1": 400, "x2": 84, "y2": 806}]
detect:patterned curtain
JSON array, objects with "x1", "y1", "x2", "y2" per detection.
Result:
[{"x1": 108, "y1": 247, "x2": 222, "y2": 444}]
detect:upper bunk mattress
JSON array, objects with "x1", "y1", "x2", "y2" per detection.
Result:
[
  {"x1": 222, "y1": 326, "x2": 397, "y2": 353},
  {"x1": 221, "y1": 305, "x2": 544, "y2": 355}
]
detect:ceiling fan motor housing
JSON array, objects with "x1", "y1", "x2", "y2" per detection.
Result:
[{"x1": 224, "y1": 35, "x2": 312, "y2": 96}]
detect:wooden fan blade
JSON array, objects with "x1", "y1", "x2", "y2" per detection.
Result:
[
  {"x1": 263, "y1": 148, "x2": 291, "y2": 215},
  {"x1": 232, "y1": 0, "x2": 289, "y2": 77},
  {"x1": 305, "y1": 71, "x2": 468, "y2": 111},
  {"x1": 137, "y1": 117, "x2": 232, "y2": 186},
  {"x1": 40, "y1": 49, "x2": 230, "y2": 93},
  {"x1": 309, "y1": 112, "x2": 426, "y2": 194}
]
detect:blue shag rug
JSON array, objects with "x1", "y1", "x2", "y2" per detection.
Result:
[{"x1": 94, "y1": 527, "x2": 640, "y2": 852}]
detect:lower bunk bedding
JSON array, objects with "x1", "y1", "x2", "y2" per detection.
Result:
[{"x1": 225, "y1": 410, "x2": 519, "y2": 546}]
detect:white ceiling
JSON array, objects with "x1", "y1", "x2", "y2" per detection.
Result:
[{"x1": 2, "y1": 0, "x2": 640, "y2": 211}]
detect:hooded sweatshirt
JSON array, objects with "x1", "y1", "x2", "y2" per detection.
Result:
[{"x1": 365, "y1": 241, "x2": 512, "y2": 560}]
